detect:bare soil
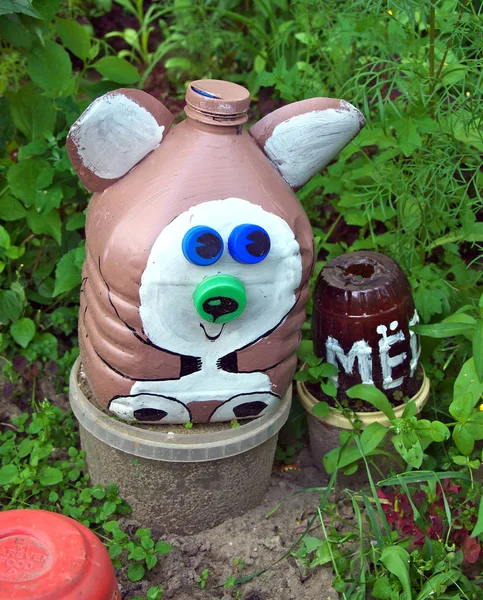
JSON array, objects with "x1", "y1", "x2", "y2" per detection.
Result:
[
  {"x1": 117, "y1": 447, "x2": 338, "y2": 600},
  {"x1": 2, "y1": 376, "x2": 338, "y2": 599}
]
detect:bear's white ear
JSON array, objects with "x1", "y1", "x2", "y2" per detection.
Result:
[
  {"x1": 250, "y1": 98, "x2": 365, "y2": 189},
  {"x1": 67, "y1": 89, "x2": 174, "y2": 193}
]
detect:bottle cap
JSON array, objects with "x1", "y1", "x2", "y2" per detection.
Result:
[
  {"x1": 193, "y1": 275, "x2": 246, "y2": 323},
  {"x1": 185, "y1": 80, "x2": 250, "y2": 126},
  {"x1": 228, "y1": 224, "x2": 271, "y2": 264},
  {"x1": 182, "y1": 225, "x2": 224, "y2": 266}
]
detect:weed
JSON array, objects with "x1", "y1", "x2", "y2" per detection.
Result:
[{"x1": 195, "y1": 567, "x2": 209, "y2": 589}]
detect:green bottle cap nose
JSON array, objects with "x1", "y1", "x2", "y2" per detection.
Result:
[{"x1": 193, "y1": 275, "x2": 246, "y2": 323}]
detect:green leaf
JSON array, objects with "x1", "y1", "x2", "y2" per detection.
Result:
[
  {"x1": 0, "y1": 289, "x2": 22, "y2": 323},
  {"x1": 380, "y1": 546, "x2": 412, "y2": 599},
  {"x1": 454, "y1": 358, "x2": 483, "y2": 408},
  {"x1": 28, "y1": 40, "x2": 73, "y2": 96},
  {"x1": 92, "y1": 486, "x2": 106, "y2": 500},
  {"x1": 39, "y1": 467, "x2": 63, "y2": 486},
  {"x1": 0, "y1": 97, "x2": 15, "y2": 154},
  {"x1": 358, "y1": 421, "x2": 387, "y2": 451},
  {"x1": 0, "y1": 224, "x2": 10, "y2": 248},
  {"x1": 8, "y1": 158, "x2": 52, "y2": 206},
  {"x1": 302, "y1": 536, "x2": 324, "y2": 554},
  {"x1": 346, "y1": 384, "x2": 396, "y2": 420},
  {"x1": 296, "y1": 340, "x2": 314, "y2": 362},
  {"x1": 472, "y1": 319, "x2": 483, "y2": 382},
  {"x1": 294, "y1": 370, "x2": 310, "y2": 382},
  {"x1": 128, "y1": 563, "x2": 145, "y2": 582},
  {"x1": 449, "y1": 392, "x2": 474, "y2": 423},
  {"x1": 0, "y1": 14, "x2": 35, "y2": 49},
  {"x1": 312, "y1": 401, "x2": 330, "y2": 418},
  {"x1": 310, "y1": 541, "x2": 331, "y2": 567},
  {"x1": 380, "y1": 471, "x2": 470, "y2": 486},
  {"x1": 415, "y1": 570, "x2": 460, "y2": 600},
  {"x1": 392, "y1": 433, "x2": 424, "y2": 468},
  {"x1": 394, "y1": 116, "x2": 422, "y2": 156},
  {"x1": 453, "y1": 424, "x2": 475, "y2": 456},
  {"x1": 443, "y1": 312, "x2": 477, "y2": 326},
  {"x1": 56, "y1": 18, "x2": 91, "y2": 60},
  {"x1": 128, "y1": 546, "x2": 147, "y2": 561},
  {"x1": 17, "y1": 438, "x2": 33, "y2": 458},
  {"x1": 92, "y1": 56, "x2": 140, "y2": 84},
  {"x1": 429, "y1": 421, "x2": 450, "y2": 443},
  {"x1": 0, "y1": 0, "x2": 41, "y2": 18},
  {"x1": 26, "y1": 209, "x2": 62, "y2": 244},
  {"x1": 323, "y1": 422, "x2": 387, "y2": 473},
  {"x1": 414, "y1": 283, "x2": 446, "y2": 322},
  {"x1": 108, "y1": 543, "x2": 122, "y2": 559},
  {"x1": 102, "y1": 520, "x2": 119, "y2": 532},
  {"x1": 17, "y1": 139, "x2": 49, "y2": 159},
  {"x1": 10, "y1": 317, "x2": 36, "y2": 348},
  {"x1": 66, "y1": 212, "x2": 85, "y2": 231},
  {"x1": 7, "y1": 83, "x2": 56, "y2": 141},
  {"x1": 466, "y1": 412, "x2": 483, "y2": 440},
  {"x1": 165, "y1": 56, "x2": 192, "y2": 71},
  {"x1": 34, "y1": 0, "x2": 61, "y2": 21},
  {"x1": 372, "y1": 577, "x2": 393, "y2": 599},
  {"x1": 0, "y1": 195, "x2": 27, "y2": 221},
  {"x1": 470, "y1": 494, "x2": 483, "y2": 538},
  {"x1": 321, "y1": 380, "x2": 337, "y2": 397},
  {"x1": 53, "y1": 247, "x2": 85, "y2": 296},
  {"x1": 154, "y1": 540, "x2": 172, "y2": 555},
  {"x1": 318, "y1": 363, "x2": 339, "y2": 377},
  {"x1": 35, "y1": 185, "x2": 63, "y2": 216},
  {"x1": 398, "y1": 195, "x2": 421, "y2": 234},
  {"x1": 140, "y1": 535, "x2": 154, "y2": 550},
  {"x1": 0, "y1": 464, "x2": 19, "y2": 485},
  {"x1": 412, "y1": 322, "x2": 473, "y2": 338},
  {"x1": 145, "y1": 554, "x2": 157, "y2": 570},
  {"x1": 402, "y1": 400, "x2": 417, "y2": 418},
  {"x1": 147, "y1": 587, "x2": 163, "y2": 600}
]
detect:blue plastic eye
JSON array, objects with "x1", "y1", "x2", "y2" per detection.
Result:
[
  {"x1": 228, "y1": 224, "x2": 271, "y2": 264},
  {"x1": 182, "y1": 226, "x2": 223, "y2": 266}
]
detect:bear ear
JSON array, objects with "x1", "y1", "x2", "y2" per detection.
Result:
[
  {"x1": 66, "y1": 89, "x2": 174, "y2": 193},
  {"x1": 250, "y1": 98, "x2": 365, "y2": 189}
]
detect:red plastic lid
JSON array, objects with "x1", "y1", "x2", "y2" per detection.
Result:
[{"x1": 0, "y1": 509, "x2": 120, "y2": 600}]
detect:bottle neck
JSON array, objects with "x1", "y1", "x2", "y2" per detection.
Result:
[
  {"x1": 184, "y1": 104, "x2": 248, "y2": 127},
  {"x1": 184, "y1": 114, "x2": 244, "y2": 135}
]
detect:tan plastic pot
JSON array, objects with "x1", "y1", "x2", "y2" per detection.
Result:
[
  {"x1": 69, "y1": 359, "x2": 292, "y2": 534},
  {"x1": 296, "y1": 370, "x2": 430, "y2": 480}
]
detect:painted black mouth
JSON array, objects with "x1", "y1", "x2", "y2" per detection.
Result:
[{"x1": 200, "y1": 323, "x2": 225, "y2": 341}]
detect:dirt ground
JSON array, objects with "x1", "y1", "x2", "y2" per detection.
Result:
[
  {"x1": 118, "y1": 447, "x2": 339, "y2": 600},
  {"x1": 1, "y1": 376, "x2": 340, "y2": 600}
]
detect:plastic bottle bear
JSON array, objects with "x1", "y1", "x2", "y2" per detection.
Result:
[{"x1": 67, "y1": 80, "x2": 364, "y2": 424}]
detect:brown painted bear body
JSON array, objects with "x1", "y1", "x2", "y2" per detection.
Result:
[{"x1": 68, "y1": 80, "x2": 364, "y2": 423}]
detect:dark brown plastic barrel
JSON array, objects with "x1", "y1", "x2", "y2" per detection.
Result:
[{"x1": 312, "y1": 251, "x2": 421, "y2": 403}]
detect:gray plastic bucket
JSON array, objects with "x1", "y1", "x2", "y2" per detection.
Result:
[{"x1": 69, "y1": 359, "x2": 291, "y2": 533}]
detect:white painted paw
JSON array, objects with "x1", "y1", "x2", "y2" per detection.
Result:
[
  {"x1": 109, "y1": 394, "x2": 191, "y2": 423},
  {"x1": 209, "y1": 392, "x2": 280, "y2": 422}
]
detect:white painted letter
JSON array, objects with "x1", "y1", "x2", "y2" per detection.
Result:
[
  {"x1": 377, "y1": 321, "x2": 407, "y2": 389},
  {"x1": 409, "y1": 310, "x2": 421, "y2": 377},
  {"x1": 325, "y1": 336, "x2": 373, "y2": 386}
]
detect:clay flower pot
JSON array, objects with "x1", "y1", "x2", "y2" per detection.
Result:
[
  {"x1": 0, "y1": 509, "x2": 120, "y2": 600},
  {"x1": 297, "y1": 370, "x2": 430, "y2": 478},
  {"x1": 70, "y1": 358, "x2": 292, "y2": 534},
  {"x1": 299, "y1": 251, "x2": 430, "y2": 476}
]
